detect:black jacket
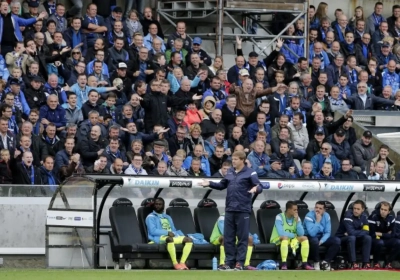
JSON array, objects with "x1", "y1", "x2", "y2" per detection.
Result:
[
  {"x1": 221, "y1": 104, "x2": 242, "y2": 128},
  {"x1": 167, "y1": 137, "x2": 191, "y2": 157},
  {"x1": 209, "y1": 154, "x2": 228, "y2": 175},
  {"x1": 200, "y1": 117, "x2": 226, "y2": 139},
  {"x1": 24, "y1": 86, "x2": 47, "y2": 110},
  {"x1": 17, "y1": 134, "x2": 49, "y2": 167},
  {"x1": 79, "y1": 137, "x2": 109, "y2": 167},
  {"x1": 335, "y1": 169, "x2": 367, "y2": 180}
]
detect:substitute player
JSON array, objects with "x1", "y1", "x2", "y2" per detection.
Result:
[
  {"x1": 368, "y1": 201, "x2": 400, "y2": 269},
  {"x1": 199, "y1": 151, "x2": 262, "y2": 270},
  {"x1": 210, "y1": 213, "x2": 257, "y2": 270},
  {"x1": 304, "y1": 201, "x2": 341, "y2": 271},
  {"x1": 145, "y1": 197, "x2": 193, "y2": 270},
  {"x1": 336, "y1": 199, "x2": 371, "y2": 269},
  {"x1": 270, "y1": 201, "x2": 313, "y2": 270}
]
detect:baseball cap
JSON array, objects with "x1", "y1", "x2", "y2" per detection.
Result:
[
  {"x1": 113, "y1": 7, "x2": 123, "y2": 13},
  {"x1": 31, "y1": 76, "x2": 43, "y2": 83},
  {"x1": 363, "y1": 130, "x2": 373, "y2": 138},
  {"x1": 117, "y1": 62, "x2": 127, "y2": 69},
  {"x1": 381, "y1": 42, "x2": 390, "y2": 48},
  {"x1": 249, "y1": 51, "x2": 259, "y2": 58},
  {"x1": 9, "y1": 78, "x2": 20, "y2": 86},
  {"x1": 28, "y1": 0, "x2": 40, "y2": 7},
  {"x1": 193, "y1": 37, "x2": 202, "y2": 45},
  {"x1": 335, "y1": 128, "x2": 345, "y2": 137},
  {"x1": 239, "y1": 69, "x2": 249, "y2": 76},
  {"x1": 315, "y1": 127, "x2": 325, "y2": 135},
  {"x1": 269, "y1": 155, "x2": 281, "y2": 164}
]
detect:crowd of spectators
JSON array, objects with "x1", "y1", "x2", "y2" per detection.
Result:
[{"x1": 0, "y1": 0, "x2": 399, "y2": 195}]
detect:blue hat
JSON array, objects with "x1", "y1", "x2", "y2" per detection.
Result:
[
  {"x1": 315, "y1": 127, "x2": 325, "y2": 135},
  {"x1": 193, "y1": 37, "x2": 202, "y2": 45},
  {"x1": 269, "y1": 155, "x2": 281, "y2": 164},
  {"x1": 9, "y1": 78, "x2": 20, "y2": 86},
  {"x1": 28, "y1": 0, "x2": 40, "y2": 7},
  {"x1": 382, "y1": 42, "x2": 391, "y2": 48}
]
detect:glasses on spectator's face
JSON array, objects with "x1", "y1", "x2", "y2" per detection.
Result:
[
  {"x1": 133, "y1": 159, "x2": 143, "y2": 162},
  {"x1": 362, "y1": 37, "x2": 371, "y2": 40},
  {"x1": 357, "y1": 86, "x2": 367, "y2": 88},
  {"x1": 72, "y1": 52, "x2": 80, "y2": 55},
  {"x1": 321, "y1": 147, "x2": 329, "y2": 151},
  {"x1": 4, "y1": 110, "x2": 12, "y2": 113}
]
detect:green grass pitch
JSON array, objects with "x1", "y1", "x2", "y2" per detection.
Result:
[{"x1": 0, "y1": 270, "x2": 399, "y2": 280}]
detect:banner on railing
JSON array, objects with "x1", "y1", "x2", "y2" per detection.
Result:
[{"x1": 121, "y1": 177, "x2": 400, "y2": 193}]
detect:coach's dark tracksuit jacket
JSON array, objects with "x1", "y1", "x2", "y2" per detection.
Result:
[
  {"x1": 393, "y1": 216, "x2": 400, "y2": 238},
  {"x1": 336, "y1": 210, "x2": 369, "y2": 237},
  {"x1": 209, "y1": 165, "x2": 262, "y2": 213},
  {"x1": 368, "y1": 211, "x2": 395, "y2": 239}
]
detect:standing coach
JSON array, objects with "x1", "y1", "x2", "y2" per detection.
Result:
[{"x1": 199, "y1": 151, "x2": 262, "y2": 270}]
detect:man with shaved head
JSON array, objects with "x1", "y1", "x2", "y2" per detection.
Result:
[
  {"x1": 80, "y1": 125, "x2": 108, "y2": 167},
  {"x1": 39, "y1": 95, "x2": 67, "y2": 131},
  {"x1": 12, "y1": 151, "x2": 42, "y2": 196}
]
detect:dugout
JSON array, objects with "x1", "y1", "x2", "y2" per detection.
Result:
[{"x1": 45, "y1": 175, "x2": 400, "y2": 269}]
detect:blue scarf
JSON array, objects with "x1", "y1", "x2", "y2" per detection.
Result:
[
  {"x1": 22, "y1": 162, "x2": 35, "y2": 185},
  {"x1": 279, "y1": 95, "x2": 287, "y2": 114},
  {"x1": 45, "y1": 136, "x2": 57, "y2": 145},
  {"x1": 319, "y1": 27, "x2": 326, "y2": 42},
  {"x1": 106, "y1": 145, "x2": 121, "y2": 159},
  {"x1": 362, "y1": 44, "x2": 368, "y2": 58},
  {"x1": 211, "y1": 89, "x2": 225, "y2": 101},
  {"x1": 344, "y1": 42, "x2": 354, "y2": 53},
  {"x1": 41, "y1": 166, "x2": 56, "y2": 190},
  {"x1": 372, "y1": 13, "x2": 383, "y2": 28},
  {"x1": 8, "y1": 118, "x2": 18, "y2": 135},
  {"x1": 72, "y1": 30, "x2": 82, "y2": 49},
  {"x1": 102, "y1": 104, "x2": 116, "y2": 121},
  {"x1": 349, "y1": 69, "x2": 358, "y2": 84},
  {"x1": 32, "y1": 122, "x2": 40, "y2": 136},
  {"x1": 253, "y1": 152, "x2": 267, "y2": 166},
  {"x1": 335, "y1": 24, "x2": 345, "y2": 42},
  {"x1": 130, "y1": 164, "x2": 143, "y2": 174}
]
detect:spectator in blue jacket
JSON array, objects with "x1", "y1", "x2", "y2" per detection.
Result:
[
  {"x1": 310, "y1": 142, "x2": 341, "y2": 176},
  {"x1": 204, "y1": 128, "x2": 229, "y2": 156},
  {"x1": 376, "y1": 43, "x2": 395, "y2": 70},
  {"x1": 247, "y1": 140, "x2": 270, "y2": 177},
  {"x1": 281, "y1": 24, "x2": 304, "y2": 65},
  {"x1": 39, "y1": 95, "x2": 67, "y2": 131},
  {"x1": 0, "y1": 2, "x2": 46, "y2": 56},
  {"x1": 182, "y1": 144, "x2": 211, "y2": 176},
  {"x1": 368, "y1": 201, "x2": 400, "y2": 269},
  {"x1": 247, "y1": 112, "x2": 271, "y2": 144},
  {"x1": 314, "y1": 162, "x2": 335, "y2": 179},
  {"x1": 304, "y1": 201, "x2": 340, "y2": 271},
  {"x1": 201, "y1": 76, "x2": 227, "y2": 109},
  {"x1": 309, "y1": 42, "x2": 330, "y2": 70},
  {"x1": 381, "y1": 60, "x2": 400, "y2": 94},
  {"x1": 102, "y1": 137, "x2": 128, "y2": 169},
  {"x1": 54, "y1": 137, "x2": 75, "y2": 175},
  {"x1": 336, "y1": 200, "x2": 372, "y2": 269}
]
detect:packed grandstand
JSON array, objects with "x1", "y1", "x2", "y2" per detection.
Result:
[{"x1": 2, "y1": 0, "x2": 400, "y2": 273}]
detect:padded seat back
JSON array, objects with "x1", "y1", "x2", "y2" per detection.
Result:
[
  {"x1": 166, "y1": 198, "x2": 196, "y2": 234},
  {"x1": 348, "y1": 201, "x2": 369, "y2": 217},
  {"x1": 137, "y1": 198, "x2": 155, "y2": 242},
  {"x1": 257, "y1": 200, "x2": 281, "y2": 243},
  {"x1": 109, "y1": 198, "x2": 142, "y2": 244},
  {"x1": 194, "y1": 199, "x2": 219, "y2": 241},
  {"x1": 324, "y1": 201, "x2": 339, "y2": 236},
  {"x1": 249, "y1": 210, "x2": 259, "y2": 236},
  {"x1": 295, "y1": 200, "x2": 309, "y2": 221}
]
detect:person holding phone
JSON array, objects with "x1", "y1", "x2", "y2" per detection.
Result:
[{"x1": 198, "y1": 151, "x2": 262, "y2": 270}]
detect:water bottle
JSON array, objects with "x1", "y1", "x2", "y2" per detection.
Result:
[{"x1": 212, "y1": 256, "x2": 218, "y2": 270}]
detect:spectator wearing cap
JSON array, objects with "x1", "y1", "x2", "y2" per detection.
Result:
[
  {"x1": 82, "y1": 3, "x2": 107, "y2": 49},
  {"x1": 39, "y1": 94, "x2": 66, "y2": 131},
  {"x1": 186, "y1": 37, "x2": 212, "y2": 67},
  {"x1": 265, "y1": 155, "x2": 293, "y2": 178},
  {"x1": 0, "y1": 1, "x2": 45, "y2": 57},
  {"x1": 376, "y1": 42, "x2": 395, "y2": 70},
  {"x1": 328, "y1": 128, "x2": 353, "y2": 163},
  {"x1": 7, "y1": 78, "x2": 30, "y2": 117},
  {"x1": 107, "y1": 37, "x2": 129, "y2": 74},
  {"x1": 22, "y1": 0, "x2": 46, "y2": 33},
  {"x1": 167, "y1": 21, "x2": 192, "y2": 51},
  {"x1": 47, "y1": 3, "x2": 67, "y2": 33},
  {"x1": 141, "y1": 7, "x2": 164, "y2": 39},
  {"x1": 105, "y1": 6, "x2": 128, "y2": 37},
  {"x1": 236, "y1": 36, "x2": 282, "y2": 79},
  {"x1": 306, "y1": 127, "x2": 326, "y2": 161},
  {"x1": 144, "y1": 23, "x2": 166, "y2": 53},
  {"x1": 369, "y1": 144, "x2": 396, "y2": 180},
  {"x1": 24, "y1": 75, "x2": 46, "y2": 109},
  {"x1": 342, "y1": 81, "x2": 399, "y2": 110},
  {"x1": 335, "y1": 158, "x2": 367, "y2": 180},
  {"x1": 63, "y1": 17, "x2": 88, "y2": 56},
  {"x1": 351, "y1": 130, "x2": 375, "y2": 172},
  {"x1": 311, "y1": 142, "x2": 341, "y2": 176},
  {"x1": 110, "y1": 62, "x2": 133, "y2": 100}
]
